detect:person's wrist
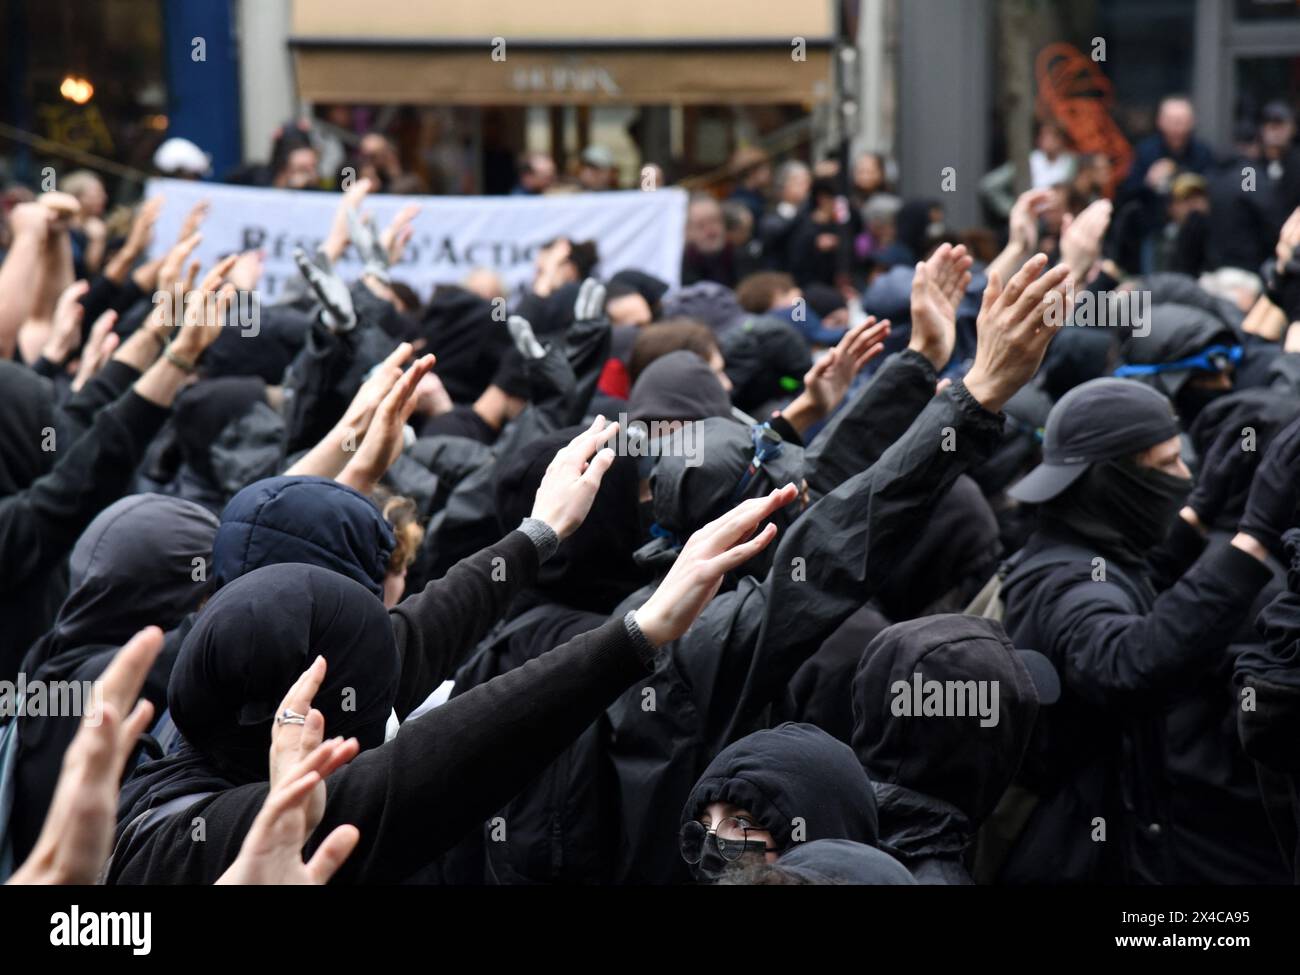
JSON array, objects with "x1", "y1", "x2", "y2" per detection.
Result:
[
  {"x1": 907, "y1": 337, "x2": 947, "y2": 371},
  {"x1": 632, "y1": 603, "x2": 671, "y2": 648},
  {"x1": 780, "y1": 393, "x2": 821, "y2": 433},
  {"x1": 1231, "y1": 531, "x2": 1271, "y2": 563},
  {"x1": 961, "y1": 368, "x2": 1007, "y2": 413},
  {"x1": 1180, "y1": 505, "x2": 1207, "y2": 535}
]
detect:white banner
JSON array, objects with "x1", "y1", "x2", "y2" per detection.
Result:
[{"x1": 143, "y1": 178, "x2": 687, "y2": 300}]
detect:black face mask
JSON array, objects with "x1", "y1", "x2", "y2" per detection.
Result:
[
  {"x1": 688, "y1": 834, "x2": 771, "y2": 883},
  {"x1": 1045, "y1": 457, "x2": 1192, "y2": 564}
]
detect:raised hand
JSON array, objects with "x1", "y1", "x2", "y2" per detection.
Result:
[
  {"x1": 105, "y1": 196, "x2": 164, "y2": 284},
  {"x1": 528, "y1": 415, "x2": 621, "y2": 541},
  {"x1": 39, "y1": 279, "x2": 90, "y2": 365},
  {"x1": 337, "y1": 352, "x2": 437, "y2": 493},
  {"x1": 909, "y1": 242, "x2": 973, "y2": 370},
  {"x1": 8, "y1": 627, "x2": 163, "y2": 885},
  {"x1": 380, "y1": 204, "x2": 420, "y2": 266},
  {"x1": 71, "y1": 310, "x2": 120, "y2": 392},
  {"x1": 963, "y1": 254, "x2": 1071, "y2": 413},
  {"x1": 1059, "y1": 198, "x2": 1113, "y2": 286},
  {"x1": 217, "y1": 656, "x2": 360, "y2": 885},
  {"x1": 784, "y1": 316, "x2": 890, "y2": 433},
  {"x1": 170, "y1": 253, "x2": 240, "y2": 364},
  {"x1": 633, "y1": 484, "x2": 799, "y2": 646}
]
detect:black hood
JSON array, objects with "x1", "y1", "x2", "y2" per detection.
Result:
[
  {"x1": 213, "y1": 475, "x2": 394, "y2": 596},
  {"x1": 421, "y1": 285, "x2": 512, "y2": 403},
  {"x1": 20, "y1": 493, "x2": 218, "y2": 676},
  {"x1": 627, "y1": 350, "x2": 732, "y2": 423},
  {"x1": 644, "y1": 416, "x2": 804, "y2": 567},
  {"x1": 119, "y1": 563, "x2": 398, "y2": 824},
  {"x1": 170, "y1": 563, "x2": 398, "y2": 782},
  {"x1": 493, "y1": 426, "x2": 650, "y2": 613},
  {"x1": 1119, "y1": 302, "x2": 1238, "y2": 399},
  {"x1": 0, "y1": 361, "x2": 57, "y2": 496},
  {"x1": 851, "y1": 614, "x2": 1042, "y2": 824},
  {"x1": 774, "y1": 838, "x2": 916, "y2": 885},
  {"x1": 719, "y1": 317, "x2": 811, "y2": 414},
  {"x1": 1189, "y1": 387, "x2": 1300, "y2": 529},
  {"x1": 683, "y1": 722, "x2": 879, "y2": 850}
]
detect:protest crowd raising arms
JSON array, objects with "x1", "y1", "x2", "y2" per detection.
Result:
[{"x1": 6, "y1": 14, "x2": 1300, "y2": 926}]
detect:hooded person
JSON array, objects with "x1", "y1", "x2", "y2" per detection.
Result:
[
  {"x1": 419, "y1": 285, "x2": 513, "y2": 404},
  {"x1": 0, "y1": 357, "x2": 176, "y2": 683},
  {"x1": 213, "y1": 473, "x2": 570, "y2": 721},
  {"x1": 105, "y1": 479, "x2": 785, "y2": 885},
  {"x1": 679, "y1": 722, "x2": 879, "y2": 882},
  {"x1": 782, "y1": 473, "x2": 1001, "y2": 743},
  {"x1": 1114, "y1": 302, "x2": 1241, "y2": 424},
  {"x1": 5, "y1": 494, "x2": 219, "y2": 864},
  {"x1": 153, "y1": 376, "x2": 284, "y2": 514},
  {"x1": 722, "y1": 837, "x2": 916, "y2": 885},
  {"x1": 659, "y1": 281, "x2": 747, "y2": 336},
  {"x1": 850, "y1": 615, "x2": 1058, "y2": 884},
  {"x1": 719, "y1": 317, "x2": 811, "y2": 416},
  {"x1": 1237, "y1": 527, "x2": 1300, "y2": 882},
  {"x1": 627, "y1": 350, "x2": 734, "y2": 425},
  {"x1": 432, "y1": 430, "x2": 650, "y2": 885},
  {"x1": 997, "y1": 377, "x2": 1296, "y2": 883}
]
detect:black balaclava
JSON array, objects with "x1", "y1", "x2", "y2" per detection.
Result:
[
  {"x1": 682, "y1": 722, "x2": 879, "y2": 881},
  {"x1": 0, "y1": 361, "x2": 57, "y2": 496},
  {"x1": 1043, "y1": 457, "x2": 1192, "y2": 564},
  {"x1": 169, "y1": 563, "x2": 399, "y2": 782}
]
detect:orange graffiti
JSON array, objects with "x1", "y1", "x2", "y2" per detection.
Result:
[{"x1": 1035, "y1": 42, "x2": 1134, "y2": 197}]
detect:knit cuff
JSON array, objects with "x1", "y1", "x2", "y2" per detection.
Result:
[
  {"x1": 622, "y1": 610, "x2": 659, "y2": 668},
  {"x1": 518, "y1": 517, "x2": 560, "y2": 563}
]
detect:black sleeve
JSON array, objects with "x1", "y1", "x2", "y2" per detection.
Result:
[
  {"x1": 802, "y1": 349, "x2": 938, "y2": 496},
  {"x1": 1043, "y1": 541, "x2": 1273, "y2": 710},
  {"x1": 54, "y1": 360, "x2": 142, "y2": 445},
  {"x1": 112, "y1": 615, "x2": 652, "y2": 885},
  {"x1": 388, "y1": 529, "x2": 541, "y2": 718},
  {"x1": 0, "y1": 388, "x2": 169, "y2": 592}
]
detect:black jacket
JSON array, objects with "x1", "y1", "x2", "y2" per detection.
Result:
[{"x1": 1000, "y1": 520, "x2": 1272, "y2": 882}]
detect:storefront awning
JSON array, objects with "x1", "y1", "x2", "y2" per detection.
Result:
[
  {"x1": 289, "y1": 0, "x2": 835, "y2": 105},
  {"x1": 292, "y1": 47, "x2": 832, "y2": 106}
]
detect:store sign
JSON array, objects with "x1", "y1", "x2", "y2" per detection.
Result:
[
  {"x1": 511, "y1": 64, "x2": 621, "y2": 95},
  {"x1": 144, "y1": 178, "x2": 688, "y2": 298}
]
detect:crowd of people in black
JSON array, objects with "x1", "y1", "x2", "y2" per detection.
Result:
[{"x1": 6, "y1": 87, "x2": 1300, "y2": 887}]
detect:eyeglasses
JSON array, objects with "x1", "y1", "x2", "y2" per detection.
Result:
[
  {"x1": 679, "y1": 818, "x2": 776, "y2": 864},
  {"x1": 1114, "y1": 343, "x2": 1243, "y2": 378}
]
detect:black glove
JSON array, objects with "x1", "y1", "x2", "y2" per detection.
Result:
[
  {"x1": 1188, "y1": 422, "x2": 1260, "y2": 526},
  {"x1": 1239, "y1": 414, "x2": 1300, "y2": 551}
]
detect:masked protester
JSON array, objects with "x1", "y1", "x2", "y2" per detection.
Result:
[
  {"x1": 850, "y1": 615, "x2": 1058, "y2": 884},
  {"x1": 679, "y1": 723, "x2": 878, "y2": 882},
  {"x1": 996, "y1": 377, "x2": 1300, "y2": 883},
  {"x1": 1114, "y1": 303, "x2": 1240, "y2": 424}
]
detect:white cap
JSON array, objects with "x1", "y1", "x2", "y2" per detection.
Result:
[{"x1": 153, "y1": 138, "x2": 211, "y2": 176}]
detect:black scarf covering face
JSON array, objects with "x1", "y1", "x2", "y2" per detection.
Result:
[
  {"x1": 1043, "y1": 457, "x2": 1193, "y2": 565},
  {"x1": 117, "y1": 563, "x2": 398, "y2": 821}
]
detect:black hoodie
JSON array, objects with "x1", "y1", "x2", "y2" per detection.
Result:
[
  {"x1": 851, "y1": 614, "x2": 1043, "y2": 884},
  {"x1": 682, "y1": 722, "x2": 879, "y2": 865}
]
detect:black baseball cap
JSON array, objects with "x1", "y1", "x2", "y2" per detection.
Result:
[{"x1": 1007, "y1": 378, "x2": 1180, "y2": 504}]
